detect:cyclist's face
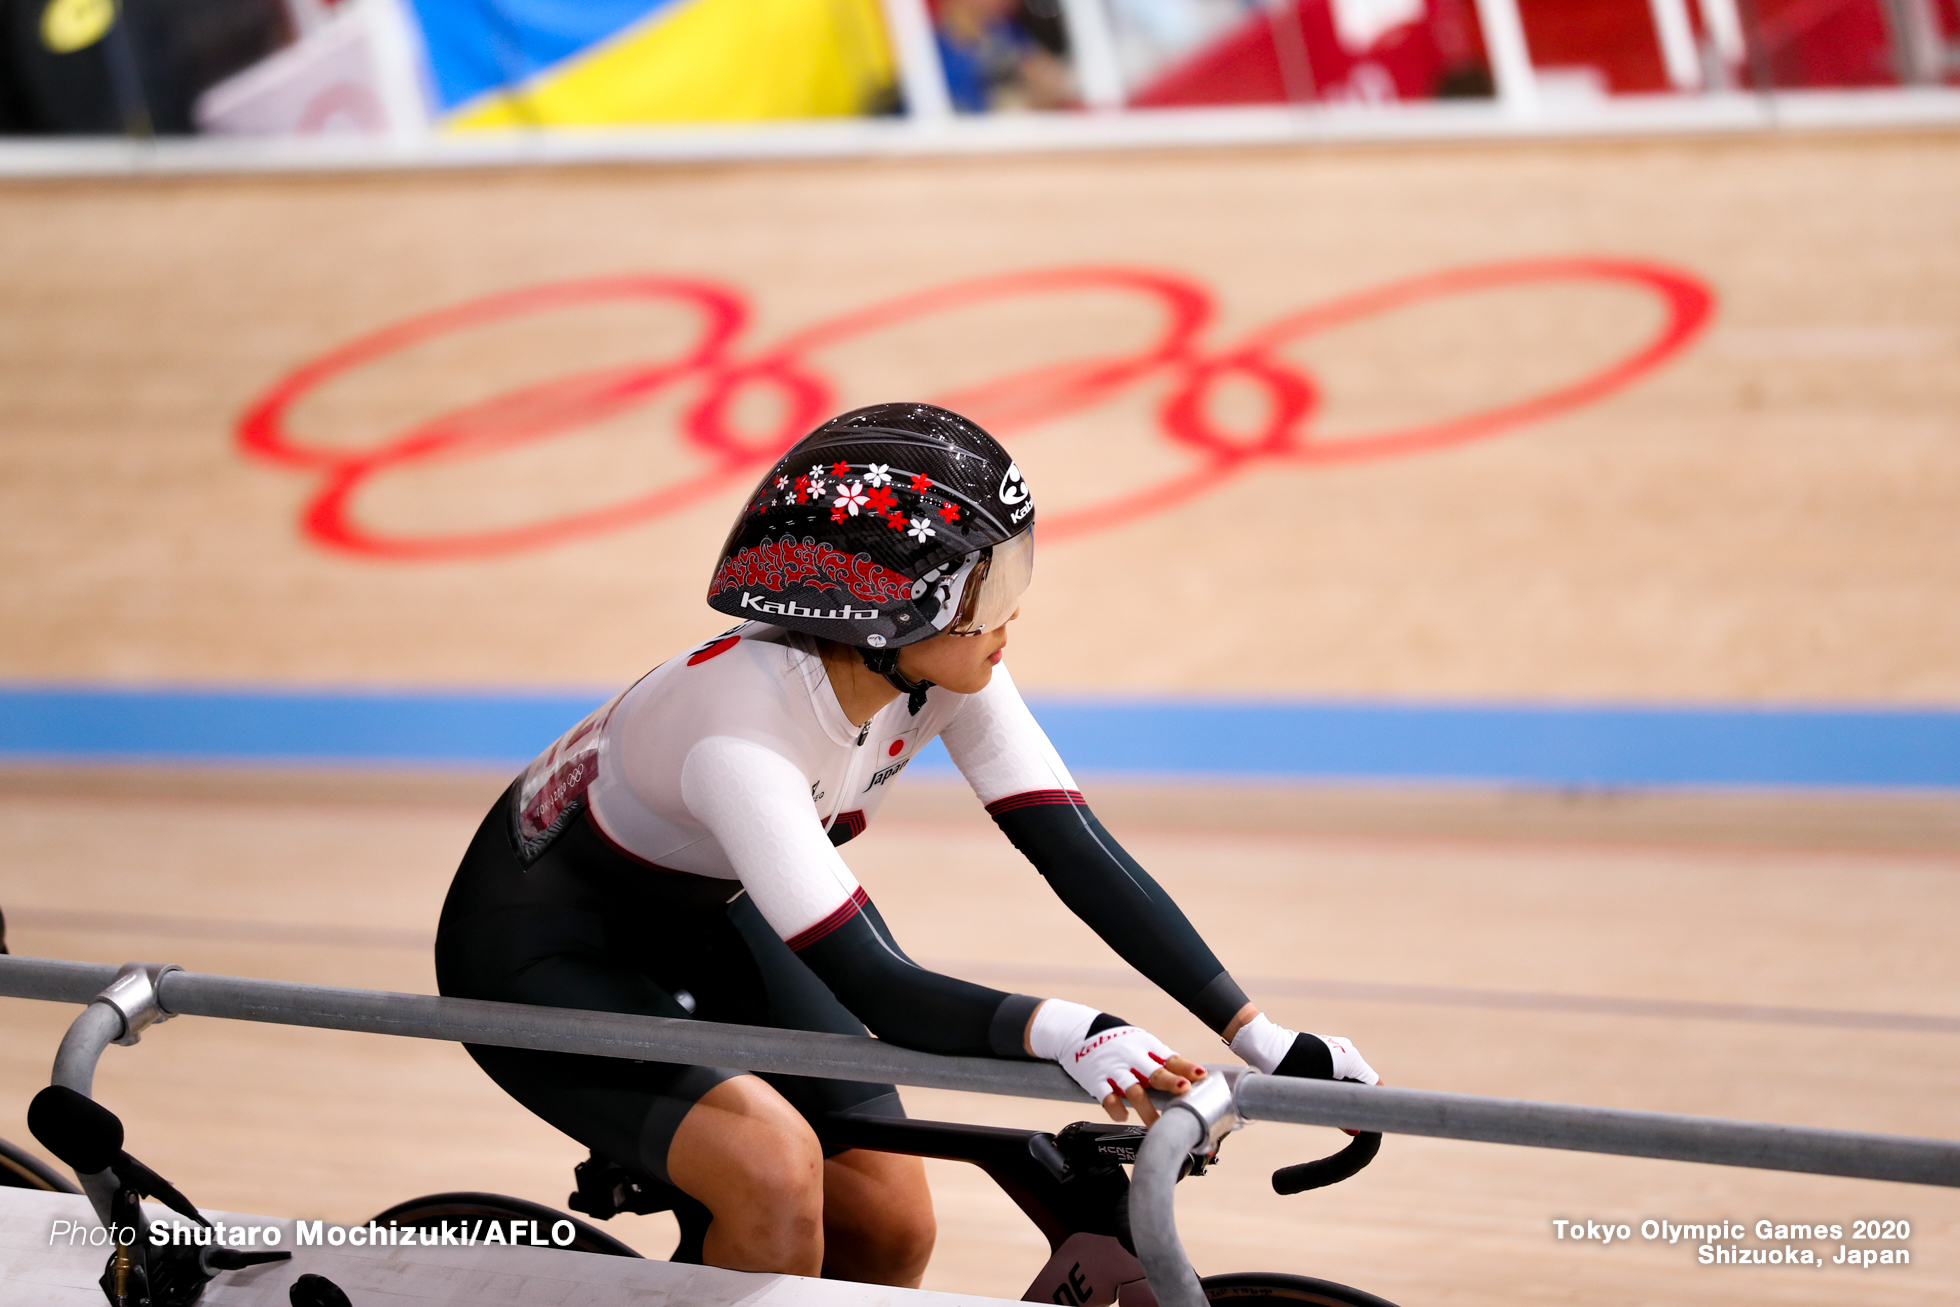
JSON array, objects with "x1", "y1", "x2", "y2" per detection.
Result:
[{"x1": 896, "y1": 607, "x2": 1019, "y2": 694}]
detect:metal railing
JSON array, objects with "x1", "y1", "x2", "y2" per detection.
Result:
[{"x1": 4, "y1": 954, "x2": 1957, "y2": 1307}]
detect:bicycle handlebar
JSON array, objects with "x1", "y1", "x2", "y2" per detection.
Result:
[{"x1": 1271, "y1": 1130, "x2": 1382, "y2": 1194}]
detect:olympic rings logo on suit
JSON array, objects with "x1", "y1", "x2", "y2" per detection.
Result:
[{"x1": 236, "y1": 259, "x2": 1714, "y2": 562}]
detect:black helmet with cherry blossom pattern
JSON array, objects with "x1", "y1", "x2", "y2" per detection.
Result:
[{"x1": 706, "y1": 402, "x2": 1035, "y2": 656}]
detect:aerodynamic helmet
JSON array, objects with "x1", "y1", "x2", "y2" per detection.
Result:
[{"x1": 706, "y1": 403, "x2": 1035, "y2": 656}]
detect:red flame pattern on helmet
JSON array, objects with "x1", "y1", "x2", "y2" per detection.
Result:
[{"x1": 709, "y1": 536, "x2": 912, "y2": 604}]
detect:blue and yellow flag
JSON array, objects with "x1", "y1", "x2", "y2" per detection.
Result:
[{"x1": 409, "y1": 0, "x2": 897, "y2": 128}]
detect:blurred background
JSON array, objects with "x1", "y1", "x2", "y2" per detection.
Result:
[
  {"x1": 2, "y1": 4, "x2": 1958, "y2": 1306},
  {"x1": 0, "y1": 0, "x2": 1955, "y2": 138}
]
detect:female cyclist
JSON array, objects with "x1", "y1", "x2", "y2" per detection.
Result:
[{"x1": 434, "y1": 403, "x2": 1378, "y2": 1287}]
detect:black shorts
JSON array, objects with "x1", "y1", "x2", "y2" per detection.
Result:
[{"x1": 434, "y1": 785, "x2": 901, "y2": 1185}]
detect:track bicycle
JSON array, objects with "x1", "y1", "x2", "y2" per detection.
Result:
[
  {"x1": 10, "y1": 1079, "x2": 1397, "y2": 1307},
  {"x1": 2, "y1": 1131, "x2": 80, "y2": 1194},
  {"x1": 378, "y1": 1104, "x2": 1400, "y2": 1307}
]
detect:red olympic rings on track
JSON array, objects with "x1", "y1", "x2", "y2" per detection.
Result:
[{"x1": 237, "y1": 259, "x2": 1713, "y2": 561}]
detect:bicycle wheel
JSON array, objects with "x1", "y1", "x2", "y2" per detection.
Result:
[
  {"x1": 1202, "y1": 1271, "x2": 1401, "y2": 1307},
  {"x1": 367, "y1": 1192, "x2": 642, "y2": 1258},
  {"x1": 0, "y1": 1137, "x2": 79, "y2": 1193}
]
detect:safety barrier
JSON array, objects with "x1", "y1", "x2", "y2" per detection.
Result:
[
  {"x1": 3, "y1": 89, "x2": 1960, "y2": 181},
  {"x1": 3, "y1": 955, "x2": 1956, "y2": 1307}
]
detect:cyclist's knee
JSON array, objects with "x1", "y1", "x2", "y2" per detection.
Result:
[
  {"x1": 822, "y1": 1151, "x2": 935, "y2": 1285},
  {"x1": 850, "y1": 1201, "x2": 936, "y2": 1280},
  {"x1": 704, "y1": 1132, "x2": 824, "y2": 1268},
  {"x1": 667, "y1": 1078, "x2": 825, "y2": 1268},
  {"x1": 732, "y1": 1127, "x2": 826, "y2": 1219}
]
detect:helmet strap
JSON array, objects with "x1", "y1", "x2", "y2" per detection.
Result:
[{"x1": 858, "y1": 647, "x2": 934, "y2": 716}]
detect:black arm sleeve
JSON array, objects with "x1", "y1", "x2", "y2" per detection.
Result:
[
  {"x1": 989, "y1": 792, "x2": 1250, "y2": 1032},
  {"x1": 794, "y1": 894, "x2": 1042, "y2": 1058}
]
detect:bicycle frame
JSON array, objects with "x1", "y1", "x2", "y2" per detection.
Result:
[{"x1": 815, "y1": 1110, "x2": 1187, "y2": 1307}]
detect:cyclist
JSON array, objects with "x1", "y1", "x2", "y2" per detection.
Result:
[{"x1": 434, "y1": 403, "x2": 1378, "y2": 1288}]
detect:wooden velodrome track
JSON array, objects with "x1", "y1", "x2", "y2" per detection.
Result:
[{"x1": 3, "y1": 129, "x2": 1959, "y2": 1304}]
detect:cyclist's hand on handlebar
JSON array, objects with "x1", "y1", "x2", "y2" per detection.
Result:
[
  {"x1": 1232, "y1": 1016, "x2": 1381, "y2": 1135},
  {"x1": 1025, "y1": 999, "x2": 1204, "y2": 1125},
  {"x1": 1098, "y1": 1045, "x2": 1206, "y2": 1126},
  {"x1": 1066, "y1": 1021, "x2": 1202, "y2": 1126},
  {"x1": 1230, "y1": 1014, "x2": 1381, "y2": 1084},
  {"x1": 1314, "y1": 1035, "x2": 1380, "y2": 1087}
]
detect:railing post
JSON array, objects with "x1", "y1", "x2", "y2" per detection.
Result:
[
  {"x1": 877, "y1": 0, "x2": 954, "y2": 121},
  {"x1": 51, "y1": 963, "x2": 179, "y2": 1095},
  {"x1": 1472, "y1": 0, "x2": 1539, "y2": 114},
  {"x1": 1057, "y1": 0, "x2": 1128, "y2": 109},
  {"x1": 49, "y1": 963, "x2": 180, "y2": 1227},
  {"x1": 1885, "y1": 0, "x2": 1949, "y2": 84},
  {"x1": 1648, "y1": 0, "x2": 1705, "y2": 89},
  {"x1": 1695, "y1": 0, "x2": 1747, "y2": 71},
  {"x1": 50, "y1": 1005, "x2": 127, "y2": 1099}
]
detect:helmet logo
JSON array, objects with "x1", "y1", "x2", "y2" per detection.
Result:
[
  {"x1": 866, "y1": 634, "x2": 886, "y2": 647},
  {"x1": 738, "y1": 592, "x2": 879, "y2": 621},
  {"x1": 997, "y1": 463, "x2": 1028, "y2": 507}
]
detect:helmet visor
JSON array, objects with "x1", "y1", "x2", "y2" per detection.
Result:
[{"x1": 946, "y1": 528, "x2": 1033, "y2": 635}]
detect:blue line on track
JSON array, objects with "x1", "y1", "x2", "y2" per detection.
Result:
[
  {"x1": 1, "y1": 686, "x2": 1956, "y2": 789},
  {"x1": 0, "y1": 686, "x2": 602, "y2": 769}
]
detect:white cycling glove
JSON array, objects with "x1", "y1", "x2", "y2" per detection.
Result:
[
  {"x1": 1028, "y1": 999, "x2": 1178, "y2": 1103},
  {"x1": 1229, "y1": 1014, "x2": 1380, "y2": 1084}
]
